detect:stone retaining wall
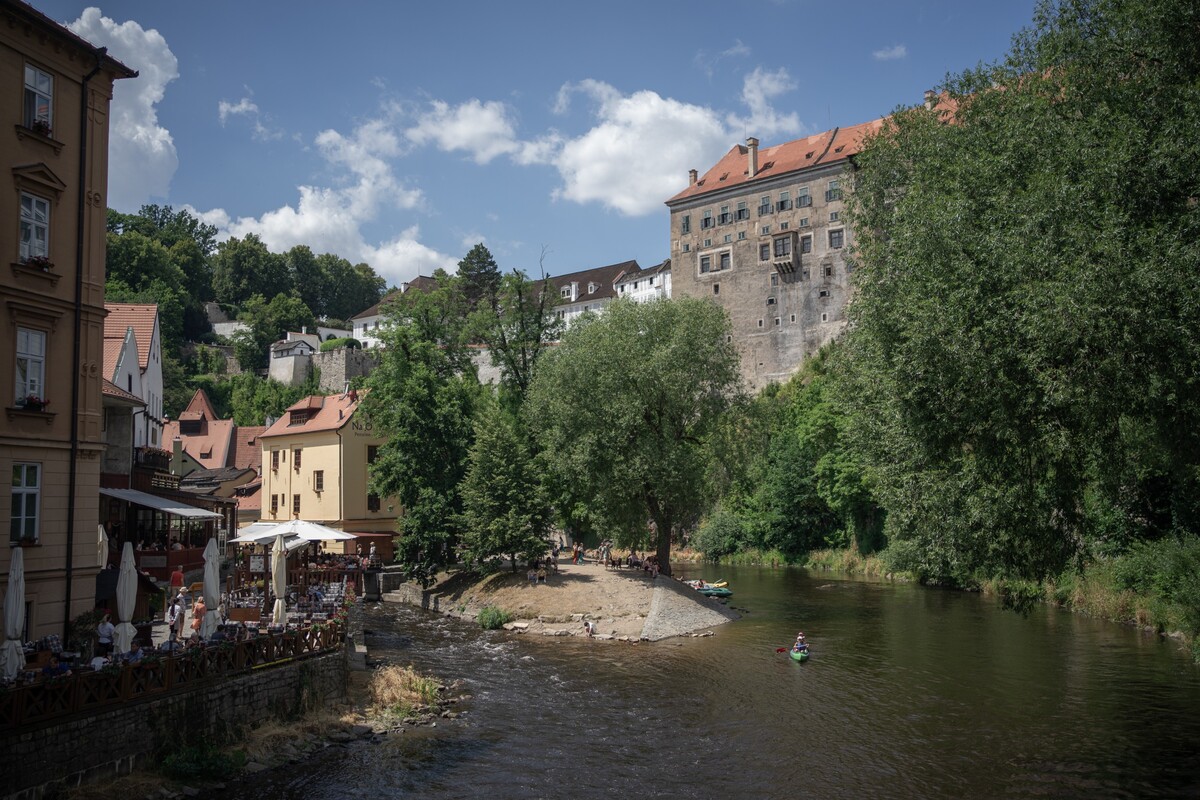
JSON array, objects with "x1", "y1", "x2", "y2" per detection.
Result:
[{"x1": 1, "y1": 650, "x2": 347, "y2": 800}]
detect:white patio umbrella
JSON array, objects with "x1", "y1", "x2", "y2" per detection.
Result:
[
  {"x1": 201, "y1": 538, "x2": 221, "y2": 639},
  {"x1": 1, "y1": 547, "x2": 26, "y2": 680},
  {"x1": 113, "y1": 542, "x2": 138, "y2": 655},
  {"x1": 231, "y1": 519, "x2": 355, "y2": 544},
  {"x1": 97, "y1": 524, "x2": 108, "y2": 569},
  {"x1": 271, "y1": 534, "x2": 287, "y2": 625}
]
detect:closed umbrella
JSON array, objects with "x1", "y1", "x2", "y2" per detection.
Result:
[
  {"x1": 201, "y1": 538, "x2": 221, "y2": 639},
  {"x1": 97, "y1": 524, "x2": 108, "y2": 569},
  {"x1": 2, "y1": 548, "x2": 26, "y2": 680},
  {"x1": 113, "y1": 542, "x2": 138, "y2": 655},
  {"x1": 271, "y1": 534, "x2": 287, "y2": 625}
]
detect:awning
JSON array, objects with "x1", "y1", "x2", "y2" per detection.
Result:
[{"x1": 99, "y1": 487, "x2": 222, "y2": 519}]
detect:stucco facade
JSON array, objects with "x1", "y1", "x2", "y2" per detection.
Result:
[
  {"x1": 258, "y1": 393, "x2": 398, "y2": 534},
  {"x1": 0, "y1": 1, "x2": 136, "y2": 640}
]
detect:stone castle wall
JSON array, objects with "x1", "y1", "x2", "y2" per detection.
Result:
[{"x1": 313, "y1": 348, "x2": 378, "y2": 394}]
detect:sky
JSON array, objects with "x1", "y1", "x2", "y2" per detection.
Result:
[{"x1": 33, "y1": 0, "x2": 1039, "y2": 288}]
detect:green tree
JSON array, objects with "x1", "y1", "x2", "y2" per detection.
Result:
[
  {"x1": 457, "y1": 243, "x2": 501, "y2": 312},
  {"x1": 232, "y1": 293, "x2": 316, "y2": 372},
  {"x1": 212, "y1": 234, "x2": 289, "y2": 307},
  {"x1": 361, "y1": 273, "x2": 481, "y2": 584},
  {"x1": 470, "y1": 269, "x2": 562, "y2": 408},
  {"x1": 842, "y1": 0, "x2": 1200, "y2": 585},
  {"x1": 527, "y1": 298, "x2": 742, "y2": 575},
  {"x1": 459, "y1": 399, "x2": 553, "y2": 571}
]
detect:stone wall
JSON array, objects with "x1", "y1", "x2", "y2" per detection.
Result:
[
  {"x1": 1, "y1": 650, "x2": 347, "y2": 800},
  {"x1": 312, "y1": 348, "x2": 378, "y2": 394}
]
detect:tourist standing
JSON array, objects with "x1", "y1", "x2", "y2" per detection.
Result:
[
  {"x1": 167, "y1": 594, "x2": 186, "y2": 643},
  {"x1": 96, "y1": 613, "x2": 115, "y2": 656}
]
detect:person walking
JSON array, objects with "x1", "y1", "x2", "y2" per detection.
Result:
[{"x1": 167, "y1": 593, "x2": 186, "y2": 643}]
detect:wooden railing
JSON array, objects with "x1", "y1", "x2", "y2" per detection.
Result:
[{"x1": 0, "y1": 622, "x2": 345, "y2": 731}]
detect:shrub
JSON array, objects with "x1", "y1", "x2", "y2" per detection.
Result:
[
  {"x1": 161, "y1": 745, "x2": 244, "y2": 780},
  {"x1": 368, "y1": 664, "x2": 441, "y2": 718},
  {"x1": 477, "y1": 605, "x2": 512, "y2": 630},
  {"x1": 319, "y1": 337, "x2": 361, "y2": 352},
  {"x1": 693, "y1": 505, "x2": 746, "y2": 559}
]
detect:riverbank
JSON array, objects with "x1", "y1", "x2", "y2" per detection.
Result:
[{"x1": 388, "y1": 558, "x2": 739, "y2": 641}]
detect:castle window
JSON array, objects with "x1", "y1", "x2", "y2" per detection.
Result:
[
  {"x1": 701, "y1": 210, "x2": 714, "y2": 229},
  {"x1": 829, "y1": 229, "x2": 845, "y2": 249},
  {"x1": 736, "y1": 201, "x2": 749, "y2": 220},
  {"x1": 797, "y1": 187, "x2": 812, "y2": 208},
  {"x1": 826, "y1": 180, "x2": 843, "y2": 202},
  {"x1": 681, "y1": 215, "x2": 691, "y2": 234},
  {"x1": 830, "y1": 211, "x2": 840, "y2": 222},
  {"x1": 719, "y1": 252, "x2": 731, "y2": 271},
  {"x1": 718, "y1": 205, "x2": 732, "y2": 225},
  {"x1": 760, "y1": 244, "x2": 770, "y2": 261},
  {"x1": 758, "y1": 196, "x2": 773, "y2": 216},
  {"x1": 776, "y1": 191, "x2": 792, "y2": 212},
  {"x1": 801, "y1": 235, "x2": 813, "y2": 254},
  {"x1": 700, "y1": 255, "x2": 712, "y2": 274}
]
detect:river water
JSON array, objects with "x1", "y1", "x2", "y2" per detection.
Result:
[{"x1": 250, "y1": 565, "x2": 1200, "y2": 799}]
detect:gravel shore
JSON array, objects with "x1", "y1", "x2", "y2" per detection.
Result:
[{"x1": 384, "y1": 558, "x2": 739, "y2": 642}]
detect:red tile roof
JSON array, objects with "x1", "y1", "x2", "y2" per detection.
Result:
[
  {"x1": 260, "y1": 392, "x2": 361, "y2": 438},
  {"x1": 181, "y1": 389, "x2": 219, "y2": 421},
  {"x1": 103, "y1": 303, "x2": 158, "y2": 372},
  {"x1": 101, "y1": 379, "x2": 144, "y2": 405},
  {"x1": 233, "y1": 426, "x2": 266, "y2": 473},
  {"x1": 164, "y1": 418, "x2": 235, "y2": 470},
  {"x1": 666, "y1": 118, "x2": 890, "y2": 205}
]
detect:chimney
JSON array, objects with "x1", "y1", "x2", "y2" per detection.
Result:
[
  {"x1": 924, "y1": 90, "x2": 936, "y2": 110},
  {"x1": 746, "y1": 137, "x2": 759, "y2": 178},
  {"x1": 302, "y1": 325, "x2": 308, "y2": 334},
  {"x1": 688, "y1": 169, "x2": 698, "y2": 186},
  {"x1": 171, "y1": 437, "x2": 183, "y2": 475}
]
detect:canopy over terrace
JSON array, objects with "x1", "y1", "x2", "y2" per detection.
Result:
[
  {"x1": 99, "y1": 487, "x2": 225, "y2": 581},
  {"x1": 231, "y1": 521, "x2": 360, "y2": 593}
]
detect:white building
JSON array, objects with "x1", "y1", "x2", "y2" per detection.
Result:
[
  {"x1": 615, "y1": 259, "x2": 671, "y2": 303},
  {"x1": 103, "y1": 303, "x2": 164, "y2": 449},
  {"x1": 548, "y1": 260, "x2": 638, "y2": 327},
  {"x1": 350, "y1": 276, "x2": 437, "y2": 348}
]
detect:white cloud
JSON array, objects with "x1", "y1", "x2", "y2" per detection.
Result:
[
  {"x1": 547, "y1": 81, "x2": 732, "y2": 216},
  {"x1": 66, "y1": 8, "x2": 178, "y2": 211},
  {"x1": 218, "y1": 94, "x2": 283, "y2": 142},
  {"x1": 405, "y1": 99, "x2": 520, "y2": 164},
  {"x1": 873, "y1": 44, "x2": 908, "y2": 61},
  {"x1": 728, "y1": 67, "x2": 803, "y2": 141},
  {"x1": 536, "y1": 73, "x2": 802, "y2": 216},
  {"x1": 198, "y1": 119, "x2": 440, "y2": 287}
]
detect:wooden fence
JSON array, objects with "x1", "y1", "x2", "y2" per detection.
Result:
[{"x1": 0, "y1": 622, "x2": 344, "y2": 731}]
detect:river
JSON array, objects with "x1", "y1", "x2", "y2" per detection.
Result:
[{"x1": 247, "y1": 565, "x2": 1200, "y2": 799}]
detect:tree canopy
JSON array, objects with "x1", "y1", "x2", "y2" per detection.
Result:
[
  {"x1": 527, "y1": 297, "x2": 742, "y2": 575},
  {"x1": 840, "y1": 0, "x2": 1200, "y2": 585}
]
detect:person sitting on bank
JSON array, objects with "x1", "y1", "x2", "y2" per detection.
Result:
[{"x1": 126, "y1": 642, "x2": 144, "y2": 664}]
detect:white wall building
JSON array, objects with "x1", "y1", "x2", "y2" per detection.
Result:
[{"x1": 103, "y1": 303, "x2": 164, "y2": 448}]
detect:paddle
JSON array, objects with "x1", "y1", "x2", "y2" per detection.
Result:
[{"x1": 775, "y1": 647, "x2": 787, "y2": 653}]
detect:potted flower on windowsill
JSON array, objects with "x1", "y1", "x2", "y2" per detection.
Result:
[
  {"x1": 21, "y1": 395, "x2": 48, "y2": 412},
  {"x1": 22, "y1": 255, "x2": 53, "y2": 272},
  {"x1": 30, "y1": 119, "x2": 52, "y2": 137}
]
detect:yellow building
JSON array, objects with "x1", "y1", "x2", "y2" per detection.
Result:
[
  {"x1": 0, "y1": 1, "x2": 136, "y2": 641},
  {"x1": 258, "y1": 392, "x2": 398, "y2": 537}
]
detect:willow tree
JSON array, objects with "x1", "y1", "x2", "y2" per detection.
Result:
[
  {"x1": 527, "y1": 298, "x2": 742, "y2": 575},
  {"x1": 841, "y1": 0, "x2": 1200, "y2": 586}
]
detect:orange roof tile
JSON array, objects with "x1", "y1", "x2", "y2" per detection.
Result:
[
  {"x1": 260, "y1": 393, "x2": 361, "y2": 439},
  {"x1": 166, "y1": 419, "x2": 235, "y2": 471},
  {"x1": 101, "y1": 379, "x2": 144, "y2": 405},
  {"x1": 666, "y1": 118, "x2": 890, "y2": 205},
  {"x1": 103, "y1": 303, "x2": 158, "y2": 372},
  {"x1": 182, "y1": 389, "x2": 219, "y2": 421},
  {"x1": 102, "y1": 338, "x2": 126, "y2": 380}
]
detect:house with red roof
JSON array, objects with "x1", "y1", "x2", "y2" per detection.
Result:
[
  {"x1": 163, "y1": 388, "x2": 267, "y2": 527},
  {"x1": 665, "y1": 116, "x2": 892, "y2": 390},
  {"x1": 258, "y1": 390, "x2": 398, "y2": 544},
  {"x1": 103, "y1": 302, "x2": 164, "y2": 448}
]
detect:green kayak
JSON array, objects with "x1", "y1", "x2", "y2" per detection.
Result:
[
  {"x1": 789, "y1": 648, "x2": 809, "y2": 662},
  {"x1": 697, "y1": 586, "x2": 732, "y2": 598}
]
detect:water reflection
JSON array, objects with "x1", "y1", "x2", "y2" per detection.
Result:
[{"x1": 233, "y1": 566, "x2": 1200, "y2": 799}]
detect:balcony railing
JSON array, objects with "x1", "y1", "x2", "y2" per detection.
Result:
[{"x1": 0, "y1": 621, "x2": 345, "y2": 730}]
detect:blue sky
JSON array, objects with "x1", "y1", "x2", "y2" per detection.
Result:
[{"x1": 34, "y1": 1, "x2": 1037, "y2": 288}]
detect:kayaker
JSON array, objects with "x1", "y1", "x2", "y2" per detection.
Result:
[{"x1": 793, "y1": 632, "x2": 808, "y2": 652}]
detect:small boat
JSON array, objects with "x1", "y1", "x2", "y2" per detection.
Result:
[
  {"x1": 697, "y1": 586, "x2": 732, "y2": 598},
  {"x1": 789, "y1": 647, "x2": 809, "y2": 662}
]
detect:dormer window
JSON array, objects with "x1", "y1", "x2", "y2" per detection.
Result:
[
  {"x1": 587, "y1": 282, "x2": 598, "y2": 294},
  {"x1": 560, "y1": 286, "x2": 571, "y2": 299}
]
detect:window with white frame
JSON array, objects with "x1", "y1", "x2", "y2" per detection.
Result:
[
  {"x1": 20, "y1": 193, "x2": 50, "y2": 263},
  {"x1": 15, "y1": 328, "x2": 45, "y2": 406},
  {"x1": 10, "y1": 463, "x2": 40, "y2": 544},
  {"x1": 24, "y1": 64, "x2": 53, "y2": 131},
  {"x1": 797, "y1": 187, "x2": 812, "y2": 208},
  {"x1": 314, "y1": 470, "x2": 324, "y2": 492}
]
